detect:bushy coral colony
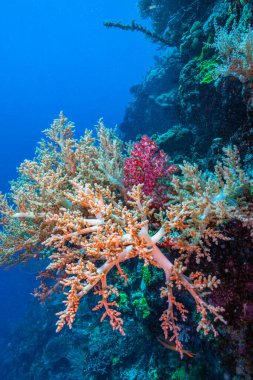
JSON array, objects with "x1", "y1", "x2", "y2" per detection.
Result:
[
  {"x1": 123, "y1": 135, "x2": 178, "y2": 208},
  {"x1": 0, "y1": 113, "x2": 252, "y2": 358},
  {"x1": 212, "y1": 24, "x2": 253, "y2": 85}
]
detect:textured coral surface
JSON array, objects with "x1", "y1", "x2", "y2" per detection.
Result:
[{"x1": 0, "y1": 113, "x2": 252, "y2": 360}]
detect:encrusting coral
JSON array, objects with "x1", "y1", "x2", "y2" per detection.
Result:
[{"x1": 0, "y1": 113, "x2": 251, "y2": 358}]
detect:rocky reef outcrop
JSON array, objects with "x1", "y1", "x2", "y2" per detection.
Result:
[{"x1": 120, "y1": 0, "x2": 253, "y2": 168}]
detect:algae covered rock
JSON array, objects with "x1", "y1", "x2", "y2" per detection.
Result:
[{"x1": 154, "y1": 125, "x2": 193, "y2": 161}]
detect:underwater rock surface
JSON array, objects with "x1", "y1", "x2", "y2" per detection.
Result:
[{"x1": 120, "y1": 0, "x2": 253, "y2": 169}]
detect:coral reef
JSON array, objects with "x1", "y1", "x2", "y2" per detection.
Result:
[
  {"x1": 1, "y1": 1, "x2": 253, "y2": 378},
  {"x1": 212, "y1": 23, "x2": 253, "y2": 110},
  {"x1": 0, "y1": 113, "x2": 252, "y2": 362},
  {"x1": 120, "y1": 0, "x2": 253, "y2": 167},
  {"x1": 0, "y1": 294, "x2": 226, "y2": 380},
  {"x1": 120, "y1": 49, "x2": 182, "y2": 141}
]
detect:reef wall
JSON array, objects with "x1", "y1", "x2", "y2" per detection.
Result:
[{"x1": 120, "y1": 0, "x2": 253, "y2": 169}]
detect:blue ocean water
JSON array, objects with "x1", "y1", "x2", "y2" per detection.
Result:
[{"x1": 0, "y1": 0, "x2": 155, "y2": 332}]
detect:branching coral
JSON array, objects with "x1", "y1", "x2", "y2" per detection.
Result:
[
  {"x1": 0, "y1": 113, "x2": 251, "y2": 358},
  {"x1": 212, "y1": 24, "x2": 253, "y2": 93}
]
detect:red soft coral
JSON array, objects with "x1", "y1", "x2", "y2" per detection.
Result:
[{"x1": 123, "y1": 135, "x2": 178, "y2": 208}]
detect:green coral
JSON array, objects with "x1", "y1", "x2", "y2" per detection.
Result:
[
  {"x1": 141, "y1": 265, "x2": 152, "y2": 286},
  {"x1": 197, "y1": 58, "x2": 218, "y2": 84},
  {"x1": 118, "y1": 291, "x2": 129, "y2": 311},
  {"x1": 148, "y1": 368, "x2": 160, "y2": 380},
  {"x1": 172, "y1": 366, "x2": 189, "y2": 380},
  {"x1": 192, "y1": 33, "x2": 221, "y2": 85},
  {"x1": 132, "y1": 291, "x2": 151, "y2": 319}
]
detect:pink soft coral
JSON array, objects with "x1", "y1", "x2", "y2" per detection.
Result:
[{"x1": 123, "y1": 135, "x2": 178, "y2": 207}]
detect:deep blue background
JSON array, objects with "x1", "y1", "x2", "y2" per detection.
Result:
[{"x1": 0, "y1": 0, "x2": 155, "y2": 329}]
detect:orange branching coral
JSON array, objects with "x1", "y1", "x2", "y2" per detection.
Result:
[{"x1": 0, "y1": 113, "x2": 251, "y2": 358}]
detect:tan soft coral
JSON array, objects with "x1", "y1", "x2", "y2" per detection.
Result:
[
  {"x1": 0, "y1": 113, "x2": 251, "y2": 358},
  {"x1": 213, "y1": 24, "x2": 253, "y2": 85}
]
